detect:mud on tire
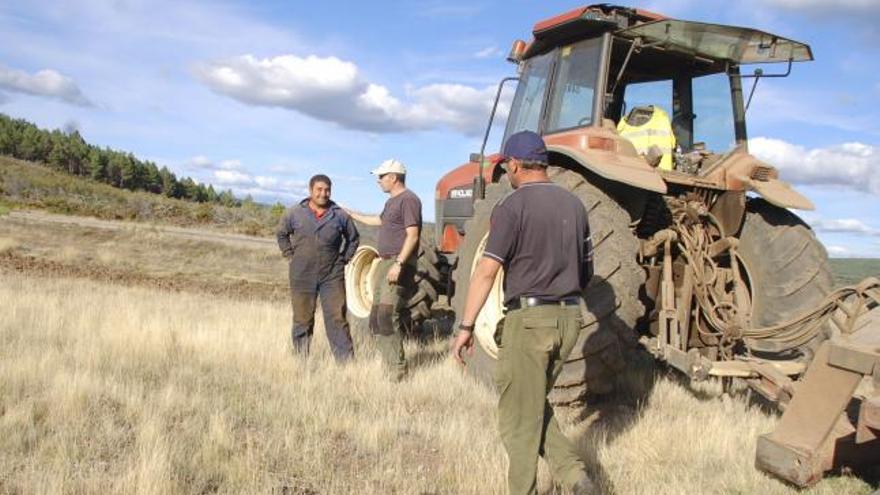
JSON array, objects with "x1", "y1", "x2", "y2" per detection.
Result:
[
  {"x1": 737, "y1": 198, "x2": 834, "y2": 359},
  {"x1": 451, "y1": 168, "x2": 645, "y2": 404}
]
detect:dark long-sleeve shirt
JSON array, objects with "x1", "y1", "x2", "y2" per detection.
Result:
[{"x1": 276, "y1": 199, "x2": 359, "y2": 291}]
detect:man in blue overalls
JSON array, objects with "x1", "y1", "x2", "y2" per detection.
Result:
[{"x1": 276, "y1": 174, "x2": 360, "y2": 362}]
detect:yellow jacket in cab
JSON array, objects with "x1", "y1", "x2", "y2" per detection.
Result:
[{"x1": 617, "y1": 105, "x2": 676, "y2": 171}]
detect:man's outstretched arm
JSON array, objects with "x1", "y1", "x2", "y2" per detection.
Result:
[{"x1": 342, "y1": 207, "x2": 382, "y2": 226}]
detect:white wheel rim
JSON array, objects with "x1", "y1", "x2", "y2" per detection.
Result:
[
  {"x1": 345, "y1": 246, "x2": 379, "y2": 318},
  {"x1": 472, "y1": 233, "x2": 505, "y2": 359}
]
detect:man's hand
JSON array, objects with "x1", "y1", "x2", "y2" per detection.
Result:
[
  {"x1": 451, "y1": 329, "x2": 474, "y2": 366},
  {"x1": 386, "y1": 263, "x2": 401, "y2": 283},
  {"x1": 344, "y1": 207, "x2": 382, "y2": 226}
]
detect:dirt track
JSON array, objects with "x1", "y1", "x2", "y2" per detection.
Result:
[
  {"x1": 5, "y1": 210, "x2": 276, "y2": 249},
  {"x1": 0, "y1": 250, "x2": 288, "y2": 302}
]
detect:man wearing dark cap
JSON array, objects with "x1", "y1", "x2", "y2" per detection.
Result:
[
  {"x1": 451, "y1": 131, "x2": 596, "y2": 494},
  {"x1": 277, "y1": 174, "x2": 360, "y2": 362}
]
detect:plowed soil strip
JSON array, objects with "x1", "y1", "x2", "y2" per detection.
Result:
[{"x1": 0, "y1": 251, "x2": 287, "y2": 302}]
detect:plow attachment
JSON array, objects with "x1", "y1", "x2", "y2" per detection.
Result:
[
  {"x1": 641, "y1": 222, "x2": 880, "y2": 488},
  {"x1": 755, "y1": 279, "x2": 880, "y2": 487}
]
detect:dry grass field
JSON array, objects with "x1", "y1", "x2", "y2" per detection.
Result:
[
  {"x1": 1, "y1": 206, "x2": 877, "y2": 493},
  {"x1": 1, "y1": 271, "x2": 874, "y2": 494}
]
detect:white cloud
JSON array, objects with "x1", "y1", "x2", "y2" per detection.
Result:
[
  {"x1": 765, "y1": 0, "x2": 880, "y2": 13},
  {"x1": 749, "y1": 137, "x2": 880, "y2": 195},
  {"x1": 809, "y1": 218, "x2": 880, "y2": 236},
  {"x1": 0, "y1": 64, "x2": 93, "y2": 106},
  {"x1": 254, "y1": 176, "x2": 278, "y2": 189},
  {"x1": 826, "y1": 245, "x2": 852, "y2": 257},
  {"x1": 214, "y1": 169, "x2": 253, "y2": 186},
  {"x1": 474, "y1": 46, "x2": 502, "y2": 59},
  {"x1": 194, "y1": 54, "x2": 505, "y2": 135},
  {"x1": 189, "y1": 155, "x2": 212, "y2": 168},
  {"x1": 209, "y1": 169, "x2": 306, "y2": 201},
  {"x1": 824, "y1": 244, "x2": 880, "y2": 258},
  {"x1": 188, "y1": 156, "x2": 244, "y2": 171}
]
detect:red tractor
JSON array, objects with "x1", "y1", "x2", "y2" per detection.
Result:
[{"x1": 346, "y1": 4, "x2": 879, "y2": 486}]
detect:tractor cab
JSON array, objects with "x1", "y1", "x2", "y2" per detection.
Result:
[
  {"x1": 435, "y1": 4, "x2": 813, "y2": 254},
  {"x1": 505, "y1": 4, "x2": 812, "y2": 173}
]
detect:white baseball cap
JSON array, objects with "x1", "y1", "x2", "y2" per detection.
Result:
[{"x1": 371, "y1": 158, "x2": 407, "y2": 176}]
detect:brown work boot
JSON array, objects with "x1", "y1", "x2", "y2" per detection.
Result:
[{"x1": 571, "y1": 475, "x2": 597, "y2": 495}]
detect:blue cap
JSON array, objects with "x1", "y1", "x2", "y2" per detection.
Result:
[{"x1": 499, "y1": 130, "x2": 548, "y2": 164}]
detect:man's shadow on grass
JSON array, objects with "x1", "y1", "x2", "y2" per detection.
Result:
[
  {"x1": 563, "y1": 277, "x2": 659, "y2": 495},
  {"x1": 403, "y1": 307, "x2": 456, "y2": 373}
]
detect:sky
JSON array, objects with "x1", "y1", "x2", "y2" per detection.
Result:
[{"x1": 1, "y1": 0, "x2": 879, "y2": 257}]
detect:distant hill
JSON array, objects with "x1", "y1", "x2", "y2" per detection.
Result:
[
  {"x1": 0, "y1": 156, "x2": 280, "y2": 236},
  {"x1": 0, "y1": 113, "x2": 240, "y2": 206},
  {"x1": 0, "y1": 155, "x2": 389, "y2": 241}
]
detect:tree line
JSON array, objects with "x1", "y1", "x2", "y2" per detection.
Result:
[{"x1": 0, "y1": 113, "x2": 241, "y2": 207}]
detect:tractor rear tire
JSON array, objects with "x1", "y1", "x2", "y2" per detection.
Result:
[
  {"x1": 345, "y1": 237, "x2": 440, "y2": 336},
  {"x1": 737, "y1": 198, "x2": 834, "y2": 359},
  {"x1": 451, "y1": 168, "x2": 645, "y2": 404}
]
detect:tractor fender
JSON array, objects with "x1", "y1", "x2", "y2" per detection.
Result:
[
  {"x1": 546, "y1": 144, "x2": 668, "y2": 193},
  {"x1": 709, "y1": 148, "x2": 815, "y2": 211},
  {"x1": 742, "y1": 177, "x2": 814, "y2": 211}
]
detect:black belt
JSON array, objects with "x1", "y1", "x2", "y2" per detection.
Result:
[{"x1": 505, "y1": 296, "x2": 581, "y2": 311}]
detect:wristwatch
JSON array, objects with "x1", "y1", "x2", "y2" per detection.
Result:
[
  {"x1": 394, "y1": 259, "x2": 404, "y2": 267},
  {"x1": 458, "y1": 322, "x2": 475, "y2": 332}
]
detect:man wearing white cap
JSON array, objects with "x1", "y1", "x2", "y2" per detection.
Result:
[{"x1": 345, "y1": 159, "x2": 422, "y2": 382}]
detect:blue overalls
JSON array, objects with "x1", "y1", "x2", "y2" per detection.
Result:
[{"x1": 276, "y1": 199, "x2": 359, "y2": 361}]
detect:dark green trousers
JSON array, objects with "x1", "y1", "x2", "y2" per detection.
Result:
[
  {"x1": 494, "y1": 304, "x2": 587, "y2": 495},
  {"x1": 369, "y1": 258, "x2": 415, "y2": 381}
]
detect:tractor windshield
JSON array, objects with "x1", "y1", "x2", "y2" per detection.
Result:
[
  {"x1": 504, "y1": 37, "x2": 603, "y2": 142},
  {"x1": 504, "y1": 51, "x2": 553, "y2": 138},
  {"x1": 545, "y1": 38, "x2": 602, "y2": 132}
]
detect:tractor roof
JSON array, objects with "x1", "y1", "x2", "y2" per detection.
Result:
[{"x1": 523, "y1": 4, "x2": 812, "y2": 65}]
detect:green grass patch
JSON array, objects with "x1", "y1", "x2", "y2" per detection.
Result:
[{"x1": 830, "y1": 258, "x2": 880, "y2": 287}]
